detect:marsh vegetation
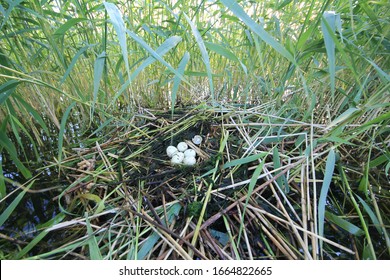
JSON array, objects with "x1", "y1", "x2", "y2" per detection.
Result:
[{"x1": 0, "y1": 0, "x2": 389, "y2": 259}]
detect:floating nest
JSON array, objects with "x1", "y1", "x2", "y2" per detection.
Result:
[{"x1": 47, "y1": 105, "x2": 385, "y2": 260}]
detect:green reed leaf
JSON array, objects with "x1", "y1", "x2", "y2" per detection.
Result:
[
  {"x1": 183, "y1": 13, "x2": 214, "y2": 100},
  {"x1": 0, "y1": 181, "x2": 33, "y2": 227},
  {"x1": 325, "y1": 211, "x2": 364, "y2": 236},
  {"x1": 86, "y1": 213, "x2": 103, "y2": 260},
  {"x1": 58, "y1": 101, "x2": 76, "y2": 163},
  {"x1": 318, "y1": 148, "x2": 336, "y2": 249},
  {"x1": 220, "y1": 0, "x2": 296, "y2": 65}
]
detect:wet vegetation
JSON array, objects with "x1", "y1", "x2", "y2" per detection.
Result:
[{"x1": 0, "y1": 0, "x2": 389, "y2": 259}]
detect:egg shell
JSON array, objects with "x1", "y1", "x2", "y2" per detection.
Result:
[
  {"x1": 183, "y1": 156, "x2": 196, "y2": 166},
  {"x1": 171, "y1": 153, "x2": 184, "y2": 165},
  {"x1": 177, "y1": 142, "x2": 188, "y2": 152},
  {"x1": 176, "y1": 152, "x2": 185, "y2": 161},
  {"x1": 184, "y1": 149, "x2": 196, "y2": 158},
  {"x1": 192, "y1": 135, "x2": 202, "y2": 145},
  {"x1": 166, "y1": 146, "x2": 178, "y2": 158}
]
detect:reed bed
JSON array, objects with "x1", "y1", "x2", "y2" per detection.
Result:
[
  {"x1": 0, "y1": 0, "x2": 389, "y2": 260},
  {"x1": 2, "y1": 103, "x2": 388, "y2": 260}
]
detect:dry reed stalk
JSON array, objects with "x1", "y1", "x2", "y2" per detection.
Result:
[{"x1": 245, "y1": 204, "x2": 355, "y2": 255}]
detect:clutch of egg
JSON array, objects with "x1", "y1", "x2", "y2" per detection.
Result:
[{"x1": 166, "y1": 136, "x2": 202, "y2": 166}]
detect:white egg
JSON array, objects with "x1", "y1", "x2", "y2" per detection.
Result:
[
  {"x1": 192, "y1": 135, "x2": 202, "y2": 145},
  {"x1": 171, "y1": 153, "x2": 184, "y2": 165},
  {"x1": 166, "y1": 146, "x2": 178, "y2": 158},
  {"x1": 176, "y1": 152, "x2": 185, "y2": 161},
  {"x1": 177, "y1": 142, "x2": 188, "y2": 152},
  {"x1": 184, "y1": 149, "x2": 196, "y2": 158},
  {"x1": 183, "y1": 156, "x2": 196, "y2": 166}
]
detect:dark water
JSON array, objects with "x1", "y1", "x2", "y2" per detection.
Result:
[{"x1": 0, "y1": 117, "x2": 85, "y2": 257}]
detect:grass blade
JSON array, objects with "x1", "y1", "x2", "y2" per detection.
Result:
[
  {"x1": 53, "y1": 18, "x2": 87, "y2": 37},
  {"x1": 321, "y1": 11, "x2": 340, "y2": 100},
  {"x1": 60, "y1": 44, "x2": 97, "y2": 85},
  {"x1": 125, "y1": 30, "x2": 188, "y2": 84},
  {"x1": 14, "y1": 94, "x2": 50, "y2": 136},
  {"x1": 171, "y1": 52, "x2": 190, "y2": 117},
  {"x1": 318, "y1": 148, "x2": 335, "y2": 255},
  {"x1": 205, "y1": 41, "x2": 247, "y2": 75},
  {"x1": 0, "y1": 181, "x2": 33, "y2": 227},
  {"x1": 325, "y1": 211, "x2": 364, "y2": 236},
  {"x1": 339, "y1": 166, "x2": 377, "y2": 259},
  {"x1": 137, "y1": 203, "x2": 181, "y2": 260},
  {"x1": 92, "y1": 51, "x2": 106, "y2": 116},
  {"x1": 131, "y1": 36, "x2": 182, "y2": 82},
  {"x1": 273, "y1": 147, "x2": 289, "y2": 193},
  {"x1": 58, "y1": 101, "x2": 76, "y2": 164},
  {"x1": 237, "y1": 155, "x2": 266, "y2": 244},
  {"x1": 356, "y1": 195, "x2": 385, "y2": 237},
  {"x1": 183, "y1": 13, "x2": 214, "y2": 101},
  {"x1": 0, "y1": 80, "x2": 20, "y2": 104},
  {"x1": 85, "y1": 213, "x2": 103, "y2": 260},
  {"x1": 103, "y1": 2, "x2": 130, "y2": 82},
  {"x1": 223, "y1": 152, "x2": 268, "y2": 169},
  {"x1": 220, "y1": 0, "x2": 296, "y2": 65},
  {"x1": 326, "y1": 107, "x2": 360, "y2": 129},
  {"x1": 16, "y1": 213, "x2": 66, "y2": 259},
  {"x1": 0, "y1": 129, "x2": 32, "y2": 179}
]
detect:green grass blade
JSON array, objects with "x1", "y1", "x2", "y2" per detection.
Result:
[
  {"x1": 327, "y1": 107, "x2": 360, "y2": 129},
  {"x1": 366, "y1": 59, "x2": 390, "y2": 82},
  {"x1": 220, "y1": 0, "x2": 296, "y2": 65},
  {"x1": 0, "y1": 0, "x2": 24, "y2": 31},
  {"x1": 273, "y1": 147, "x2": 289, "y2": 193},
  {"x1": 9, "y1": 114, "x2": 40, "y2": 159},
  {"x1": 223, "y1": 215, "x2": 240, "y2": 259},
  {"x1": 339, "y1": 166, "x2": 377, "y2": 259},
  {"x1": 85, "y1": 213, "x2": 103, "y2": 260},
  {"x1": 318, "y1": 148, "x2": 336, "y2": 253},
  {"x1": 137, "y1": 203, "x2": 181, "y2": 260},
  {"x1": 205, "y1": 41, "x2": 247, "y2": 74},
  {"x1": 0, "y1": 80, "x2": 20, "y2": 104},
  {"x1": 171, "y1": 52, "x2": 190, "y2": 116},
  {"x1": 321, "y1": 11, "x2": 339, "y2": 100},
  {"x1": 325, "y1": 211, "x2": 364, "y2": 236},
  {"x1": 125, "y1": 30, "x2": 188, "y2": 84},
  {"x1": 53, "y1": 18, "x2": 87, "y2": 37},
  {"x1": 103, "y1": 2, "x2": 130, "y2": 82},
  {"x1": 0, "y1": 181, "x2": 33, "y2": 227},
  {"x1": 58, "y1": 101, "x2": 76, "y2": 163},
  {"x1": 356, "y1": 195, "x2": 385, "y2": 236},
  {"x1": 223, "y1": 152, "x2": 268, "y2": 169},
  {"x1": 369, "y1": 154, "x2": 390, "y2": 169},
  {"x1": 14, "y1": 94, "x2": 50, "y2": 136},
  {"x1": 183, "y1": 13, "x2": 214, "y2": 101},
  {"x1": 0, "y1": 157, "x2": 5, "y2": 199},
  {"x1": 16, "y1": 213, "x2": 66, "y2": 259},
  {"x1": 0, "y1": 129, "x2": 31, "y2": 179},
  {"x1": 92, "y1": 51, "x2": 106, "y2": 116},
  {"x1": 131, "y1": 36, "x2": 182, "y2": 82},
  {"x1": 237, "y1": 155, "x2": 266, "y2": 245},
  {"x1": 60, "y1": 44, "x2": 96, "y2": 85}
]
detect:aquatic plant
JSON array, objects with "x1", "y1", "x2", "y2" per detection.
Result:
[{"x1": 0, "y1": 0, "x2": 389, "y2": 259}]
